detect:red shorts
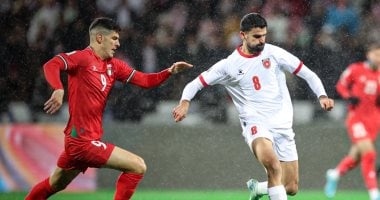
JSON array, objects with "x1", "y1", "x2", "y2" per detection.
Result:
[
  {"x1": 57, "y1": 136, "x2": 115, "y2": 172},
  {"x1": 346, "y1": 113, "x2": 380, "y2": 143}
]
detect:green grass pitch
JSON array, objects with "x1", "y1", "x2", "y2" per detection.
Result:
[{"x1": 0, "y1": 190, "x2": 369, "y2": 200}]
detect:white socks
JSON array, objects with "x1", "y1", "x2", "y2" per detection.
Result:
[
  {"x1": 369, "y1": 189, "x2": 379, "y2": 200},
  {"x1": 257, "y1": 181, "x2": 268, "y2": 195},
  {"x1": 256, "y1": 181, "x2": 286, "y2": 200},
  {"x1": 329, "y1": 169, "x2": 340, "y2": 181},
  {"x1": 268, "y1": 185, "x2": 287, "y2": 200}
]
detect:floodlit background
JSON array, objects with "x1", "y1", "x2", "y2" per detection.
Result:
[{"x1": 0, "y1": 0, "x2": 380, "y2": 197}]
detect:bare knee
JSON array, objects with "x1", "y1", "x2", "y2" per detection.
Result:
[
  {"x1": 131, "y1": 157, "x2": 147, "y2": 174},
  {"x1": 285, "y1": 182, "x2": 298, "y2": 196},
  {"x1": 253, "y1": 138, "x2": 282, "y2": 181},
  {"x1": 263, "y1": 159, "x2": 282, "y2": 180},
  {"x1": 50, "y1": 181, "x2": 69, "y2": 191},
  {"x1": 49, "y1": 168, "x2": 80, "y2": 192},
  {"x1": 107, "y1": 147, "x2": 148, "y2": 174}
]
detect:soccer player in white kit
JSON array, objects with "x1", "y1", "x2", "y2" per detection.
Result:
[{"x1": 172, "y1": 13, "x2": 334, "y2": 200}]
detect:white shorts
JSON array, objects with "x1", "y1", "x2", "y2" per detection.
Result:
[{"x1": 242, "y1": 124, "x2": 298, "y2": 162}]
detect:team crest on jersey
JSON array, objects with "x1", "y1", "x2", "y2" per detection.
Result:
[
  {"x1": 106, "y1": 64, "x2": 113, "y2": 76},
  {"x1": 262, "y1": 58, "x2": 271, "y2": 69}
]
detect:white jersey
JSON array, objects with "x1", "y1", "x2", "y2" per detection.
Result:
[{"x1": 181, "y1": 43, "x2": 327, "y2": 130}]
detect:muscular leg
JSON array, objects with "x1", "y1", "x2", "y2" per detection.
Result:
[
  {"x1": 335, "y1": 145, "x2": 360, "y2": 176},
  {"x1": 103, "y1": 146, "x2": 147, "y2": 173},
  {"x1": 356, "y1": 139, "x2": 379, "y2": 200},
  {"x1": 337, "y1": 140, "x2": 375, "y2": 182},
  {"x1": 325, "y1": 139, "x2": 376, "y2": 199},
  {"x1": 252, "y1": 138, "x2": 286, "y2": 200},
  {"x1": 280, "y1": 161, "x2": 298, "y2": 196},
  {"x1": 49, "y1": 167, "x2": 82, "y2": 191},
  {"x1": 325, "y1": 145, "x2": 359, "y2": 198},
  {"x1": 103, "y1": 146, "x2": 147, "y2": 200},
  {"x1": 347, "y1": 145, "x2": 360, "y2": 160},
  {"x1": 25, "y1": 167, "x2": 81, "y2": 200},
  {"x1": 252, "y1": 138, "x2": 282, "y2": 186},
  {"x1": 356, "y1": 139, "x2": 375, "y2": 154}
]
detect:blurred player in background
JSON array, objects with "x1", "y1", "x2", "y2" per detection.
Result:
[
  {"x1": 25, "y1": 17, "x2": 192, "y2": 200},
  {"x1": 172, "y1": 13, "x2": 334, "y2": 200},
  {"x1": 325, "y1": 42, "x2": 380, "y2": 200}
]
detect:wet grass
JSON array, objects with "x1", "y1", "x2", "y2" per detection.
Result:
[{"x1": 0, "y1": 189, "x2": 368, "y2": 200}]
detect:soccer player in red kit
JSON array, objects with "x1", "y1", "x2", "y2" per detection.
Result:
[
  {"x1": 25, "y1": 17, "x2": 192, "y2": 200},
  {"x1": 325, "y1": 42, "x2": 380, "y2": 200}
]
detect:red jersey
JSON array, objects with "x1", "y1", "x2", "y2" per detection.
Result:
[
  {"x1": 43, "y1": 47, "x2": 171, "y2": 140},
  {"x1": 336, "y1": 62, "x2": 380, "y2": 117}
]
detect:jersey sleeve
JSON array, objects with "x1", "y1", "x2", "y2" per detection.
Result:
[
  {"x1": 43, "y1": 56, "x2": 65, "y2": 90},
  {"x1": 273, "y1": 46, "x2": 303, "y2": 75},
  {"x1": 112, "y1": 58, "x2": 171, "y2": 89},
  {"x1": 273, "y1": 46, "x2": 327, "y2": 98},
  {"x1": 198, "y1": 59, "x2": 229, "y2": 87},
  {"x1": 336, "y1": 64, "x2": 355, "y2": 99},
  {"x1": 295, "y1": 64, "x2": 327, "y2": 98},
  {"x1": 56, "y1": 50, "x2": 88, "y2": 71},
  {"x1": 112, "y1": 58, "x2": 135, "y2": 82},
  {"x1": 181, "y1": 59, "x2": 228, "y2": 101},
  {"x1": 43, "y1": 50, "x2": 88, "y2": 90}
]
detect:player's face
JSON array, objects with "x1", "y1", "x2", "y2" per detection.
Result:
[
  {"x1": 367, "y1": 48, "x2": 380, "y2": 69},
  {"x1": 101, "y1": 31, "x2": 120, "y2": 59},
  {"x1": 240, "y1": 27, "x2": 267, "y2": 54}
]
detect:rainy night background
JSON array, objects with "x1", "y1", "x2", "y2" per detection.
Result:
[{"x1": 0, "y1": 0, "x2": 380, "y2": 195}]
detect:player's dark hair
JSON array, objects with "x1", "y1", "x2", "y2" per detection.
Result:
[
  {"x1": 89, "y1": 17, "x2": 121, "y2": 33},
  {"x1": 240, "y1": 13, "x2": 267, "y2": 32},
  {"x1": 367, "y1": 41, "x2": 380, "y2": 52}
]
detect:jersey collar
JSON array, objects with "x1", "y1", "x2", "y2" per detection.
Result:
[{"x1": 365, "y1": 61, "x2": 379, "y2": 71}]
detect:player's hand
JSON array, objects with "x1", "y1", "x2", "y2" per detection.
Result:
[
  {"x1": 319, "y1": 95, "x2": 334, "y2": 111},
  {"x1": 172, "y1": 100, "x2": 190, "y2": 122},
  {"x1": 44, "y1": 89, "x2": 64, "y2": 114},
  {"x1": 347, "y1": 96, "x2": 360, "y2": 106},
  {"x1": 168, "y1": 61, "x2": 193, "y2": 74}
]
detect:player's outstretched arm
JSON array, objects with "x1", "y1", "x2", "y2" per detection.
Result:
[
  {"x1": 294, "y1": 64, "x2": 334, "y2": 111},
  {"x1": 319, "y1": 95, "x2": 334, "y2": 111},
  {"x1": 44, "y1": 89, "x2": 64, "y2": 114},
  {"x1": 172, "y1": 100, "x2": 190, "y2": 122},
  {"x1": 128, "y1": 61, "x2": 193, "y2": 89},
  {"x1": 168, "y1": 61, "x2": 193, "y2": 74}
]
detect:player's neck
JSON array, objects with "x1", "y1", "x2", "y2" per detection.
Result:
[
  {"x1": 367, "y1": 61, "x2": 379, "y2": 71},
  {"x1": 89, "y1": 45, "x2": 108, "y2": 60}
]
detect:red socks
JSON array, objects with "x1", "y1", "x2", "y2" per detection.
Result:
[
  {"x1": 25, "y1": 173, "x2": 144, "y2": 200},
  {"x1": 336, "y1": 151, "x2": 378, "y2": 190},
  {"x1": 336, "y1": 156, "x2": 358, "y2": 176},
  {"x1": 114, "y1": 173, "x2": 144, "y2": 200},
  {"x1": 361, "y1": 151, "x2": 378, "y2": 190},
  {"x1": 25, "y1": 178, "x2": 57, "y2": 200}
]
